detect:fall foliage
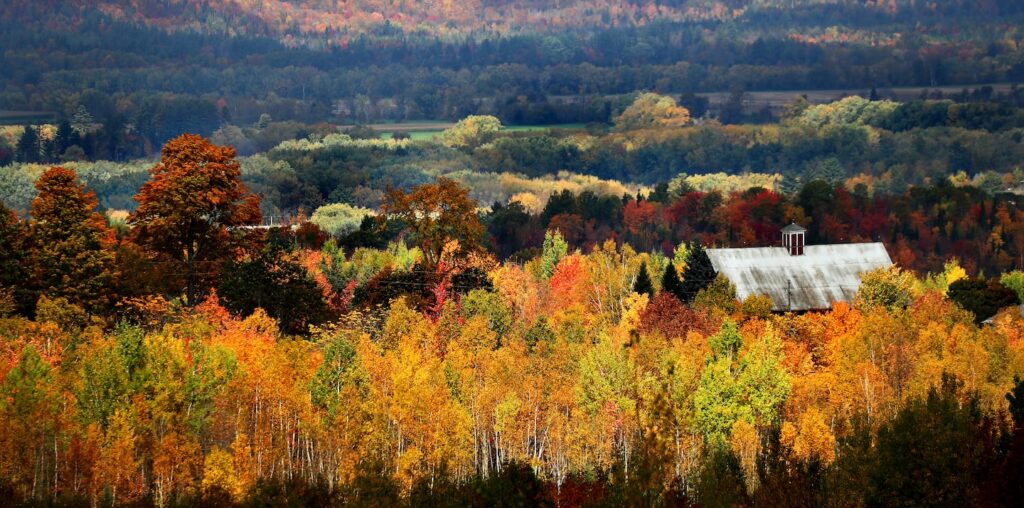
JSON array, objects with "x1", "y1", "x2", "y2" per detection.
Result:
[
  {"x1": 2, "y1": 131, "x2": 1024, "y2": 506},
  {"x1": 30, "y1": 166, "x2": 113, "y2": 311},
  {"x1": 130, "y1": 134, "x2": 261, "y2": 304}
]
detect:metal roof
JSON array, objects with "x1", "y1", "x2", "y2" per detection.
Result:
[
  {"x1": 706, "y1": 243, "x2": 893, "y2": 311},
  {"x1": 781, "y1": 223, "x2": 807, "y2": 233}
]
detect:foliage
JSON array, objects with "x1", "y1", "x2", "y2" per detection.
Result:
[
  {"x1": 947, "y1": 277, "x2": 1021, "y2": 323},
  {"x1": 539, "y1": 230, "x2": 568, "y2": 280},
  {"x1": 441, "y1": 116, "x2": 502, "y2": 151},
  {"x1": 866, "y1": 376, "x2": 996, "y2": 507},
  {"x1": 381, "y1": 177, "x2": 486, "y2": 268},
  {"x1": 217, "y1": 247, "x2": 330, "y2": 334},
  {"x1": 1001, "y1": 271, "x2": 1024, "y2": 303},
  {"x1": 694, "y1": 273, "x2": 738, "y2": 314},
  {"x1": 310, "y1": 203, "x2": 374, "y2": 238},
  {"x1": 796, "y1": 96, "x2": 899, "y2": 128},
  {"x1": 633, "y1": 261, "x2": 654, "y2": 297},
  {"x1": 740, "y1": 294, "x2": 774, "y2": 319},
  {"x1": 130, "y1": 134, "x2": 261, "y2": 304},
  {"x1": 660, "y1": 260, "x2": 684, "y2": 302},
  {"x1": 0, "y1": 230, "x2": 1021, "y2": 504},
  {"x1": 679, "y1": 242, "x2": 717, "y2": 305},
  {"x1": 855, "y1": 265, "x2": 916, "y2": 312},
  {"x1": 614, "y1": 93, "x2": 691, "y2": 130},
  {"x1": 0, "y1": 204, "x2": 32, "y2": 314},
  {"x1": 30, "y1": 166, "x2": 113, "y2": 311}
]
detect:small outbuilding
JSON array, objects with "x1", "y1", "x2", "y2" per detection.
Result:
[{"x1": 706, "y1": 224, "x2": 893, "y2": 311}]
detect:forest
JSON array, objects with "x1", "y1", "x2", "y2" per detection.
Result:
[
  {"x1": 3, "y1": 0, "x2": 1024, "y2": 139},
  {"x1": 0, "y1": 127, "x2": 1023, "y2": 506},
  {"x1": 4, "y1": 1, "x2": 1024, "y2": 506}
]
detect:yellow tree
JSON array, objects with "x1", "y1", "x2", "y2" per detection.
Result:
[{"x1": 614, "y1": 93, "x2": 691, "y2": 130}]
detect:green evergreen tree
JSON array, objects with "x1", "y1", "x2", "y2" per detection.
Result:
[
  {"x1": 15, "y1": 126, "x2": 39, "y2": 163},
  {"x1": 54, "y1": 120, "x2": 76, "y2": 156},
  {"x1": 660, "y1": 260, "x2": 684, "y2": 301},
  {"x1": 866, "y1": 375, "x2": 994, "y2": 507},
  {"x1": 633, "y1": 261, "x2": 654, "y2": 297},
  {"x1": 680, "y1": 242, "x2": 717, "y2": 304}
]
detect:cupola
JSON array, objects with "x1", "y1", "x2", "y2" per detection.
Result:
[{"x1": 781, "y1": 223, "x2": 806, "y2": 256}]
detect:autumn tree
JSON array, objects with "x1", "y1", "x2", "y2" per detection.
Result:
[
  {"x1": 30, "y1": 166, "x2": 113, "y2": 311},
  {"x1": 441, "y1": 115, "x2": 502, "y2": 150},
  {"x1": 854, "y1": 265, "x2": 915, "y2": 312},
  {"x1": 0, "y1": 346, "x2": 60, "y2": 500},
  {"x1": 380, "y1": 177, "x2": 485, "y2": 268},
  {"x1": 638, "y1": 291, "x2": 713, "y2": 340},
  {"x1": 694, "y1": 273, "x2": 738, "y2": 314},
  {"x1": 614, "y1": 93, "x2": 691, "y2": 130},
  {"x1": 130, "y1": 134, "x2": 261, "y2": 304}
]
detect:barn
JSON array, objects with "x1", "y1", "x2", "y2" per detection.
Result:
[{"x1": 706, "y1": 224, "x2": 893, "y2": 311}]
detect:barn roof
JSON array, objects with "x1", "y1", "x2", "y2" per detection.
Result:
[{"x1": 706, "y1": 243, "x2": 893, "y2": 311}]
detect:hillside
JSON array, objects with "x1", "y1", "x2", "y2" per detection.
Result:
[{"x1": 3, "y1": 0, "x2": 1023, "y2": 41}]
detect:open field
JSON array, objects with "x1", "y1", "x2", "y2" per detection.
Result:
[{"x1": 0, "y1": 110, "x2": 56, "y2": 125}]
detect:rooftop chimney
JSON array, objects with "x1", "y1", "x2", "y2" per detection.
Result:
[{"x1": 781, "y1": 223, "x2": 806, "y2": 256}]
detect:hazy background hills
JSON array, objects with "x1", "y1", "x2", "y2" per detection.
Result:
[{"x1": 1, "y1": 0, "x2": 1023, "y2": 160}]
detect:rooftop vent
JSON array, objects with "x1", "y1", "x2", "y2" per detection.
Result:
[{"x1": 782, "y1": 223, "x2": 806, "y2": 256}]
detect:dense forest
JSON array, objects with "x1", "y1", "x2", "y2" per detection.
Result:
[
  {"x1": 1, "y1": 132, "x2": 1024, "y2": 506},
  {"x1": 4, "y1": 1, "x2": 1024, "y2": 506}
]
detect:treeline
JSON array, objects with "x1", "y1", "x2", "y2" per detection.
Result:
[
  {"x1": 473, "y1": 179, "x2": 1024, "y2": 275},
  {"x1": 4, "y1": 116, "x2": 1024, "y2": 276},
  {"x1": 8, "y1": 91, "x2": 1024, "y2": 201}
]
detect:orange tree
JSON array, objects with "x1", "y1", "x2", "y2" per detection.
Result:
[
  {"x1": 380, "y1": 177, "x2": 486, "y2": 269},
  {"x1": 130, "y1": 134, "x2": 260, "y2": 304},
  {"x1": 30, "y1": 167, "x2": 113, "y2": 311}
]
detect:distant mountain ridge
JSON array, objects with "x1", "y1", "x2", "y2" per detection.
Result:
[{"x1": 3, "y1": 0, "x2": 1021, "y2": 44}]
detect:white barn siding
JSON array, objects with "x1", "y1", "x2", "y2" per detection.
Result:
[{"x1": 706, "y1": 243, "x2": 893, "y2": 311}]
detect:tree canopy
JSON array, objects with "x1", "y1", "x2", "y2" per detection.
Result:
[{"x1": 130, "y1": 134, "x2": 261, "y2": 304}]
